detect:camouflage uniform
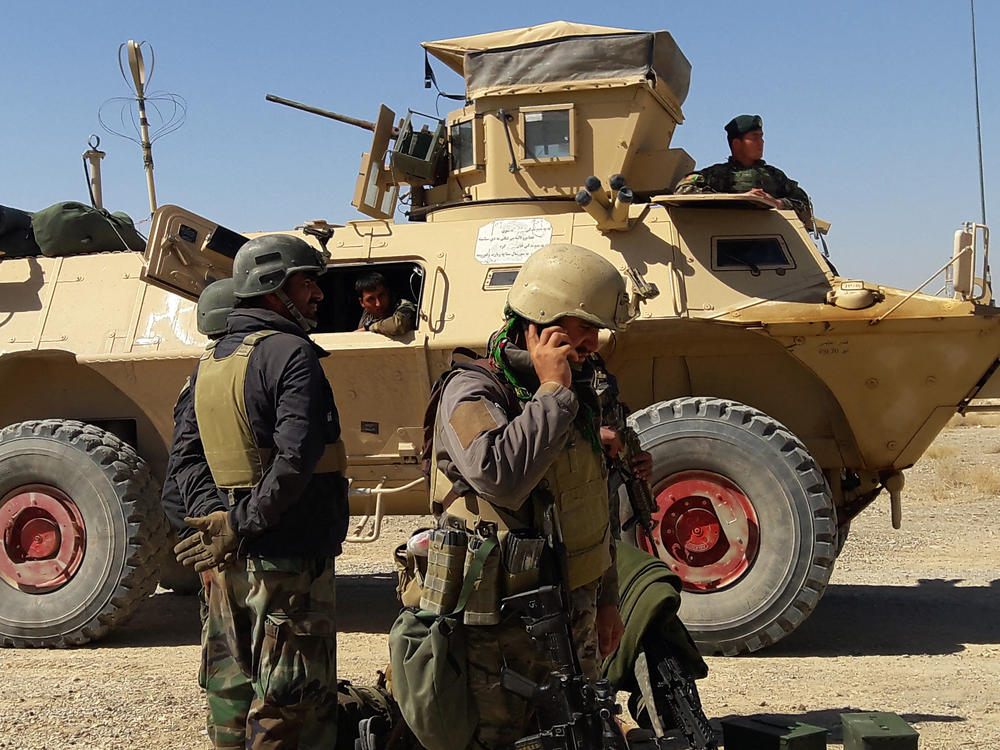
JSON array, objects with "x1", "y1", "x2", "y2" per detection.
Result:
[
  {"x1": 187, "y1": 308, "x2": 348, "y2": 750},
  {"x1": 433, "y1": 345, "x2": 617, "y2": 749},
  {"x1": 358, "y1": 298, "x2": 417, "y2": 335},
  {"x1": 674, "y1": 156, "x2": 812, "y2": 224},
  {"x1": 202, "y1": 558, "x2": 338, "y2": 749}
]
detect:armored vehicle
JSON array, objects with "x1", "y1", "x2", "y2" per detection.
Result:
[{"x1": 1, "y1": 22, "x2": 997, "y2": 655}]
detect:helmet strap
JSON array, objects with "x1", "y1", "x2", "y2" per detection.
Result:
[{"x1": 275, "y1": 288, "x2": 316, "y2": 331}]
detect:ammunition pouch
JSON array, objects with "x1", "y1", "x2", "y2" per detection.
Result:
[
  {"x1": 418, "y1": 514, "x2": 547, "y2": 625},
  {"x1": 388, "y1": 536, "x2": 498, "y2": 750},
  {"x1": 393, "y1": 529, "x2": 430, "y2": 608}
]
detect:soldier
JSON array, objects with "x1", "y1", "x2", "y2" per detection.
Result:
[
  {"x1": 161, "y1": 277, "x2": 235, "y2": 539},
  {"x1": 674, "y1": 114, "x2": 812, "y2": 225},
  {"x1": 173, "y1": 234, "x2": 350, "y2": 750},
  {"x1": 429, "y1": 243, "x2": 631, "y2": 748},
  {"x1": 354, "y1": 271, "x2": 417, "y2": 336},
  {"x1": 161, "y1": 278, "x2": 248, "y2": 748}
]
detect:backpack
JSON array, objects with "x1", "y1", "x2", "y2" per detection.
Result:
[{"x1": 31, "y1": 201, "x2": 146, "y2": 257}]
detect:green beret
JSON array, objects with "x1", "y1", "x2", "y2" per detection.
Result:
[{"x1": 725, "y1": 114, "x2": 763, "y2": 141}]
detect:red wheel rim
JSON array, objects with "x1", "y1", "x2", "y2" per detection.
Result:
[
  {"x1": 638, "y1": 470, "x2": 759, "y2": 592},
  {"x1": 0, "y1": 485, "x2": 86, "y2": 593}
]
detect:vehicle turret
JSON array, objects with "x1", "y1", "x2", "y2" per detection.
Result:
[{"x1": 348, "y1": 22, "x2": 696, "y2": 221}]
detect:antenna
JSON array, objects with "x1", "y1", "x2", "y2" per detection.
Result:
[
  {"x1": 971, "y1": 0, "x2": 987, "y2": 225},
  {"x1": 99, "y1": 40, "x2": 186, "y2": 217},
  {"x1": 124, "y1": 41, "x2": 157, "y2": 214}
]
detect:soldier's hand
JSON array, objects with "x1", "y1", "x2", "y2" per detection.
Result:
[
  {"x1": 173, "y1": 533, "x2": 206, "y2": 567},
  {"x1": 178, "y1": 511, "x2": 238, "y2": 573},
  {"x1": 596, "y1": 604, "x2": 625, "y2": 657},
  {"x1": 746, "y1": 188, "x2": 783, "y2": 209},
  {"x1": 600, "y1": 426, "x2": 624, "y2": 458},
  {"x1": 526, "y1": 323, "x2": 573, "y2": 387},
  {"x1": 631, "y1": 450, "x2": 653, "y2": 480}
]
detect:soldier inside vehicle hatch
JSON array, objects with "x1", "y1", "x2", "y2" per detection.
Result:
[
  {"x1": 354, "y1": 271, "x2": 417, "y2": 336},
  {"x1": 673, "y1": 114, "x2": 813, "y2": 226}
]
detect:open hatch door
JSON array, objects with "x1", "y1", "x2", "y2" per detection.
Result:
[
  {"x1": 141, "y1": 204, "x2": 249, "y2": 301},
  {"x1": 351, "y1": 105, "x2": 399, "y2": 220}
]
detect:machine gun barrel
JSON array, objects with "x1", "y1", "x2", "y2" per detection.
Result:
[{"x1": 265, "y1": 94, "x2": 398, "y2": 137}]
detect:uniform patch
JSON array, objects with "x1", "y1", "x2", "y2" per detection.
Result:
[
  {"x1": 676, "y1": 174, "x2": 699, "y2": 185},
  {"x1": 449, "y1": 398, "x2": 500, "y2": 450}
]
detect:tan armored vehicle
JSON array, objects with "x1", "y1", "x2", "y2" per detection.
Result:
[{"x1": 1, "y1": 22, "x2": 996, "y2": 655}]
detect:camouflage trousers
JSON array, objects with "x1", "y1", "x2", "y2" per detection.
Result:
[
  {"x1": 201, "y1": 556, "x2": 339, "y2": 750},
  {"x1": 464, "y1": 581, "x2": 600, "y2": 750}
]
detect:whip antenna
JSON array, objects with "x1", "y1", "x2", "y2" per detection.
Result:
[
  {"x1": 99, "y1": 40, "x2": 186, "y2": 217},
  {"x1": 971, "y1": 0, "x2": 987, "y2": 225}
]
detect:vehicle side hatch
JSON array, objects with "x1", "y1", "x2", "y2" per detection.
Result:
[{"x1": 141, "y1": 204, "x2": 248, "y2": 301}]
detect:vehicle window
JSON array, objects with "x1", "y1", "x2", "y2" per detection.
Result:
[
  {"x1": 484, "y1": 267, "x2": 519, "y2": 289},
  {"x1": 521, "y1": 105, "x2": 574, "y2": 161},
  {"x1": 713, "y1": 237, "x2": 794, "y2": 272},
  {"x1": 450, "y1": 120, "x2": 474, "y2": 171},
  {"x1": 312, "y1": 261, "x2": 425, "y2": 333}
]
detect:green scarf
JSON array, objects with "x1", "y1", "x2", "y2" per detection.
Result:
[{"x1": 488, "y1": 311, "x2": 602, "y2": 454}]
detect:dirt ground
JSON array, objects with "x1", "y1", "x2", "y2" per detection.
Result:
[{"x1": 1, "y1": 421, "x2": 998, "y2": 749}]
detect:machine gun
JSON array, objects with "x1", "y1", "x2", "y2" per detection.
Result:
[
  {"x1": 500, "y1": 585, "x2": 627, "y2": 750},
  {"x1": 266, "y1": 92, "x2": 448, "y2": 220},
  {"x1": 632, "y1": 633, "x2": 717, "y2": 750}
]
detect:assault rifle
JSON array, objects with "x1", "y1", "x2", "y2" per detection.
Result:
[
  {"x1": 605, "y1": 399, "x2": 657, "y2": 535},
  {"x1": 633, "y1": 634, "x2": 717, "y2": 750},
  {"x1": 500, "y1": 585, "x2": 627, "y2": 750}
]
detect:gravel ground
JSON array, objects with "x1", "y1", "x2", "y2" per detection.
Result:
[{"x1": 0, "y1": 425, "x2": 998, "y2": 749}]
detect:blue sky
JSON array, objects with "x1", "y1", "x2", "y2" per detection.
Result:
[{"x1": 3, "y1": 1, "x2": 997, "y2": 289}]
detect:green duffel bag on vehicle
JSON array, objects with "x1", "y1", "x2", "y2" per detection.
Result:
[
  {"x1": 31, "y1": 201, "x2": 146, "y2": 257},
  {"x1": 388, "y1": 535, "x2": 496, "y2": 750}
]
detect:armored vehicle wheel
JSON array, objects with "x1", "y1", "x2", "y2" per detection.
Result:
[
  {"x1": 630, "y1": 397, "x2": 836, "y2": 656},
  {"x1": 0, "y1": 420, "x2": 165, "y2": 647}
]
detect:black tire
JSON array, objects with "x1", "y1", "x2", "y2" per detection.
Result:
[
  {"x1": 0, "y1": 420, "x2": 166, "y2": 647},
  {"x1": 630, "y1": 397, "x2": 836, "y2": 656}
]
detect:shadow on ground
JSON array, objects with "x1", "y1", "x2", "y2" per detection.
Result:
[
  {"x1": 97, "y1": 571, "x2": 400, "y2": 649},
  {"x1": 760, "y1": 578, "x2": 1000, "y2": 657},
  {"x1": 97, "y1": 575, "x2": 1000, "y2": 656}
]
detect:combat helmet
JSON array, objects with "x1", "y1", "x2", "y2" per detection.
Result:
[
  {"x1": 196, "y1": 278, "x2": 236, "y2": 338},
  {"x1": 232, "y1": 234, "x2": 328, "y2": 330},
  {"x1": 507, "y1": 243, "x2": 631, "y2": 330}
]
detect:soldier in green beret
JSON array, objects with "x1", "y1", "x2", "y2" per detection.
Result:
[{"x1": 674, "y1": 114, "x2": 813, "y2": 226}]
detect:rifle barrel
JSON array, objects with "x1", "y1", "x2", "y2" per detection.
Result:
[{"x1": 266, "y1": 93, "x2": 380, "y2": 133}]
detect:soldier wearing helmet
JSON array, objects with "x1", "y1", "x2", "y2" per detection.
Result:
[
  {"x1": 425, "y1": 243, "x2": 631, "y2": 749},
  {"x1": 161, "y1": 277, "x2": 236, "y2": 541},
  {"x1": 172, "y1": 234, "x2": 349, "y2": 750}
]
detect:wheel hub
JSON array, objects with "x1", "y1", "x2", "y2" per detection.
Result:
[
  {"x1": 0, "y1": 485, "x2": 86, "y2": 593},
  {"x1": 639, "y1": 470, "x2": 759, "y2": 592}
]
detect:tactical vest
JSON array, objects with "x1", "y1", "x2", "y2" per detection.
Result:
[
  {"x1": 431, "y1": 370, "x2": 611, "y2": 590},
  {"x1": 194, "y1": 330, "x2": 346, "y2": 490}
]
